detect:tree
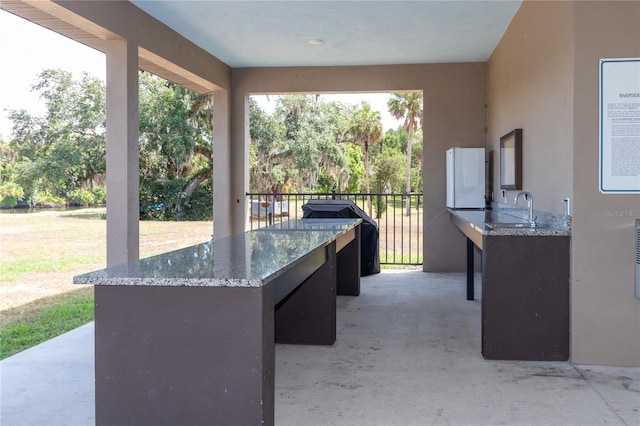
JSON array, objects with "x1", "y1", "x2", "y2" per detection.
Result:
[
  {"x1": 343, "y1": 143, "x2": 365, "y2": 193},
  {"x1": 5, "y1": 69, "x2": 213, "y2": 217},
  {"x1": 249, "y1": 97, "x2": 287, "y2": 193},
  {"x1": 371, "y1": 148, "x2": 404, "y2": 218},
  {"x1": 179, "y1": 93, "x2": 214, "y2": 219},
  {"x1": 249, "y1": 95, "x2": 351, "y2": 195},
  {"x1": 8, "y1": 69, "x2": 106, "y2": 205},
  {"x1": 0, "y1": 137, "x2": 18, "y2": 189},
  {"x1": 277, "y1": 95, "x2": 320, "y2": 191},
  {"x1": 387, "y1": 92, "x2": 423, "y2": 216},
  {"x1": 412, "y1": 128, "x2": 424, "y2": 195},
  {"x1": 315, "y1": 100, "x2": 351, "y2": 191},
  {"x1": 276, "y1": 95, "x2": 349, "y2": 192},
  {"x1": 138, "y1": 72, "x2": 213, "y2": 220},
  {"x1": 377, "y1": 126, "x2": 408, "y2": 157},
  {"x1": 349, "y1": 102, "x2": 382, "y2": 215}
]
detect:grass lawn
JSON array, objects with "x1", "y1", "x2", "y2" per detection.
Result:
[
  {"x1": 0, "y1": 288, "x2": 94, "y2": 359},
  {"x1": 0, "y1": 208, "x2": 214, "y2": 359}
]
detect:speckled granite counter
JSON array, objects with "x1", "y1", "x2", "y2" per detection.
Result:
[
  {"x1": 448, "y1": 208, "x2": 571, "y2": 237},
  {"x1": 76, "y1": 218, "x2": 361, "y2": 426},
  {"x1": 74, "y1": 218, "x2": 361, "y2": 288},
  {"x1": 448, "y1": 207, "x2": 570, "y2": 362}
]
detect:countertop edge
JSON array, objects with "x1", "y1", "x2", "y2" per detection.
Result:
[
  {"x1": 448, "y1": 208, "x2": 571, "y2": 237},
  {"x1": 73, "y1": 276, "x2": 264, "y2": 288},
  {"x1": 72, "y1": 218, "x2": 362, "y2": 288}
]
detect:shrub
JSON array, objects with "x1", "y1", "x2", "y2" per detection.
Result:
[
  {"x1": 139, "y1": 178, "x2": 213, "y2": 221},
  {"x1": 1, "y1": 195, "x2": 18, "y2": 208},
  {"x1": 0, "y1": 182, "x2": 24, "y2": 207},
  {"x1": 35, "y1": 193, "x2": 65, "y2": 207},
  {"x1": 92, "y1": 186, "x2": 106, "y2": 204},
  {"x1": 373, "y1": 195, "x2": 387, "y2": 218},
  {"x1": 70, "y1": 189, "x2": 96, "y2": 206}
]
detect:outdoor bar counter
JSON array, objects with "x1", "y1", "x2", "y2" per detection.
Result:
[
  {"x1": 448, "y1": 207, "x2": 570, "y2": 361},
  {"x1": 74, "y1": 218, "x2": 362, "y2": 426}
]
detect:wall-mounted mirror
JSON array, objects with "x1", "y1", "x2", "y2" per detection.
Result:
[{"x1": 500, "y1": 128, "x2": 522, "y2": 190}]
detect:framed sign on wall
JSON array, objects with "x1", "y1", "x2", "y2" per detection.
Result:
[{"x1": 599, "y1": 58, "x2": 640, "y2": 193}]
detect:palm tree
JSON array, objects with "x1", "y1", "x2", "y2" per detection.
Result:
[
  {"x1": 349, "y1": 102, "x2": 382, "y2": 215},
  {"x1": 412, "y1": 128, "x2": 424, "y2": 210},
  {"x1": 387, "y1": 92, "x2": 423, "y2": 216}
]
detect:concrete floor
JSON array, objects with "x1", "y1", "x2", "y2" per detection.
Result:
[{"x1": 1, "y1": 271, "x2": 638, "y2": 425}]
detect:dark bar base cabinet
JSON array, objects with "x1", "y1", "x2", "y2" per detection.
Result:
[
  {"x1": 449, "y1": 208, "x2": 571, "y2": 362},
  {"x1": 481, "y1": 235, "x2": 570, "y2": 361},
  {"x1": 74, "y1": 219, "x2": 363, "y2": 426}
]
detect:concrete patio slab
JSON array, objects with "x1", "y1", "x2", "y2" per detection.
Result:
[
  {"x1": 1, "y1": 271, "x2": 638, "y2": 425},
  {"x1": 1, "y1": 323, "x2": 94, "y2": 426}
]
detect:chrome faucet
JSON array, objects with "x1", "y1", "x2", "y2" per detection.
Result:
[{"x1": 515, "y1": 191, "x2": 535, "y2": 223}]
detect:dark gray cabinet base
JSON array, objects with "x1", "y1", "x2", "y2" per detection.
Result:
[
  {"x1": 481, "y1": 236, "x2": 570, "y2": 361},
  {"x1": 94, "y1": 241, "x2": 346, "y2": 426}
]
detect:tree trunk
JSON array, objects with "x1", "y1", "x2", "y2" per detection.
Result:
[
  {"x1": 405, "y1": 125, "x2": 413, "y2": 216},
  {"x1": 415, "y1": 157, "x2": 423, "y2": 212},
  {"x1": 364, "y1": 142, "x2": 372, "y2": 216},
  {"x1": 176, "y1": 168, "x2": 212, "y2": 220}
]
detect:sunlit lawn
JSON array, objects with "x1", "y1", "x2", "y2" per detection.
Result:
[{"x1": 0, "y1": 209, "x2": 214, "y2": 358}]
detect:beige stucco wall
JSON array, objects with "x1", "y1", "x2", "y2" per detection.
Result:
[
  {"x1": 488, "y1": 0, "x2": 640, "y2": 366},
  {"x1": 230, "y1": 64, "x2": 487, "y2": 271},
  {"x1": 487, "y1": 0, "x2": 574, "y2": 212},
  {"x1": 571, "y1": 1, "x2": 640, "y2": 367}
]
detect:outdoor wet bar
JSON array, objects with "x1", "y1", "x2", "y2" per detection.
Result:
[
  {"x1": 74, "y1": 218, "x2": 362, "y2": 426},
  {"x1": 448, "y1": 207, "x2": 570, "y2": 361}
]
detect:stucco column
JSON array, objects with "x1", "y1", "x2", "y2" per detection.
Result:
[
  {"x1": 106, "y1": 39, "x2": 139, "y2": 267},
  {"x1": 213, "y1": 89, "x2": 232, "y2": 238},
  {"x1": 230, "y1": 94, "x2": 250, "y2": 235}
]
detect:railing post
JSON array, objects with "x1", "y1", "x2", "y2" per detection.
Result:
[{"x1": 247, "y1": 193, "x2": 252, "y2": 230}]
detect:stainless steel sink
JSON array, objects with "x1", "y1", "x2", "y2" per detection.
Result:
[{"x1": 485, "y1": 222, "x2": 547, "y2": 229}]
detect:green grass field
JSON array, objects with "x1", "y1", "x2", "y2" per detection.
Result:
[
  {"x1": 0, "y1": 209, "x2": 214, "y2": 359},
  {"x1": 0, "y1": 288, "x2": 94, "y2": 359}
]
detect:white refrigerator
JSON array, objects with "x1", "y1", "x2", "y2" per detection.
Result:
[{"x1": 446, "y1": 147, "x2": 486, "y2": 209}]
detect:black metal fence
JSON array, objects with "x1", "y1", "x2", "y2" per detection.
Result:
[{"x1": 246, "y1": 191, "x2": 423, "y2": 265}]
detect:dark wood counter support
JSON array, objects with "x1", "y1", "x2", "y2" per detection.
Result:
[
  {"x1": 336, "y1": 226, "x2": 361, "y2": 296},
  {"x1": 275, "y1": 242, "x2": 337, "y2": 345},
  {"x1": 466, "y1": 238, "x2": 475, "y2": 301}
]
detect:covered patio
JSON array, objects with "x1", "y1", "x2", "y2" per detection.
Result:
[
  {"x1": 2, "y1": 271, "x2": 638, "y2": 425},
  {"x1": 1, "y1": 1, "x2": 639, "y2": 424},
  {"x1": 2, "y1": 1, "x2": 638, "y2": 371}
]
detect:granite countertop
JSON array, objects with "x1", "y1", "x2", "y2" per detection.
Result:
[
  {"x1": 74, "y1": 218, "x2": 361, "y2": 288},
  {"x1": 260, "y1": 218, "x2": 361, "y2": 231},
  {"x1": 448, "y1": 208, "x2": 571, "y2": 237}
]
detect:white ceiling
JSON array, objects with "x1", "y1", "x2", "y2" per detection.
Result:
[{"x1": 130, "y1": 1, "x2": 522, "y2": 68}]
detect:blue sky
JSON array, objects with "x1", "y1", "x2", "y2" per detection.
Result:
[{"x1": 0, "y1": 10, "x2": 400, "y2": 140}]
